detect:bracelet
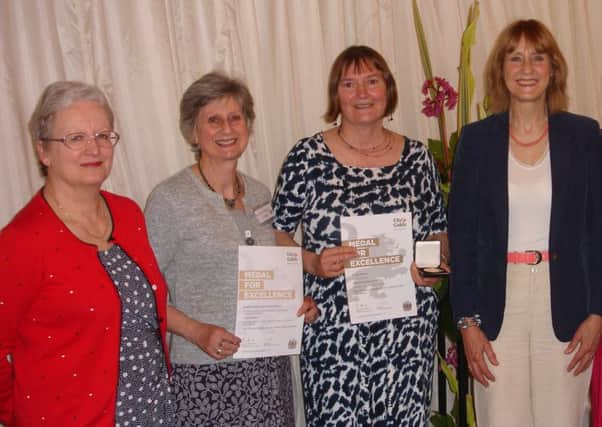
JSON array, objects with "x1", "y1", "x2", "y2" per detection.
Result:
[{"x1": 456, "y1": 314, "x2": 482, "y2": 330}]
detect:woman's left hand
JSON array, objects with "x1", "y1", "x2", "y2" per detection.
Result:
[
  {"x1": 297, "y1": 295, "x2": 320, "y2": 323},
  {"x1": 410, "y1": 261, "x2": 450, "y2": 287},
  {"x1": 565, "y1": 314, "x2": 602, "y2": 375}
]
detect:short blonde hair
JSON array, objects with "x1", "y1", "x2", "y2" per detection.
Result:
[{"x1": 484, "y1": 19, "x2": 568, "y2": 114}]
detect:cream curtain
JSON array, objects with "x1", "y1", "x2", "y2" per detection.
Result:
[
  {"x1": 2, "y1": 0, "x2": 601, "y2": 225},
  {"x1": 1, "y1": 1, "x2": 601, "y2": 425}
]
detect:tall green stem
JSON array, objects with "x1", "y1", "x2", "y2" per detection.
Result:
[{"x1": 437, "y1": 113, "x2": 450, "y2": 181}]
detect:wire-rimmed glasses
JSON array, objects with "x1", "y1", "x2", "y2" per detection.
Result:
[{"x1": 41, "y1": 130, "x2": 120, "y2": 150}]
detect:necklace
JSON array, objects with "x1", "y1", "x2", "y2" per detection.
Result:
[
  {"x1": 337, "y1": 126, "x2": 392, "y2": 156},
  {"x1": 45, "y1": 189, "x2": 110, "y2": 241},
  {"x1": 197, "y1": 164, "x2": 241, "y2": 208},
  {"x1": 509, "y1": 124, "x2": 549, "y2": 147}
]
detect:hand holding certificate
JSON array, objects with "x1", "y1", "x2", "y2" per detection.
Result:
[
  {"x1": 341, "y1": 212, "x2": 416, "y2": 324},
  {"x1": 234, "y1": 246, "x2": 304, "y2": 359}
]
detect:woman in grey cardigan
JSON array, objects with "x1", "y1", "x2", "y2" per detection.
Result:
[{"x1": 145, "y1": 72, "x2": 319, "y2": 426}]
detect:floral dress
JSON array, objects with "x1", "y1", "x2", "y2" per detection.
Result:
[{"x1": 272, "y1": 133, "x2": 446, "y2": 426}]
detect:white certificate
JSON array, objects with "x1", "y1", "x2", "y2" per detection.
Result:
[
  {"x1": 234, "y1": 246, "x2": 304, "y2": 359},
  {"x1": 341, "y1": 212, "x2": 416, "y2": 324}
]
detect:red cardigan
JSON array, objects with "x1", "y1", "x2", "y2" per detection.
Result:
[{"x1": 0, "y1": 191, "x2": 171, "y2": 427}]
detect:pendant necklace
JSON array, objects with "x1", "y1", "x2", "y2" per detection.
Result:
[
  {"x1": 45, "y1": 189, "x2": 110, "y2": 241},
  {"x1": 338, "y1": 126, "x2": 392, "y2": 156},
  {"x1": 509, "y1": 124, "x2": 549, "y2": 147},
  {"x1": 197, "y1": 164, "x2": 241, "y2": 209}
]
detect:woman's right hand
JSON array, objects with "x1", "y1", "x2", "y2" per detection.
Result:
[
  {"x1": 311, "y1": 246, "x2": 357, "y2": 278},
  {"x1": 189, "y1": 322, "x2": 241, "y2": 360},
  {"x1": 274, "y1": 231, "x2": 356, "y2": 278},
  {"x1": 461, "y1": 325, "x2": 499, "y2": 387}
]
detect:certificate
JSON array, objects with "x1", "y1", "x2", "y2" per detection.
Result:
[
  {"x1": 234, "y1": 246, "x2": 304, "y2": 359},
  {"x1": 341, "y1": 212, "x2": 416, "y2": 323}
]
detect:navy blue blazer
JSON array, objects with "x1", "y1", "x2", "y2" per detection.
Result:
[{"x1": 449, "y1": 111, "x2": 602, "y2": 341}]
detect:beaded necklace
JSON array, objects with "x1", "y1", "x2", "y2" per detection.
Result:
[
  {"x1": 197, "y1": 164, "x2": 241, "y2": 209},
  {"x1": 509, "y1": 125, "x2": 549, "y2": 147}
]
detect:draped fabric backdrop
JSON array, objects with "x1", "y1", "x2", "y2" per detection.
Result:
[{"x1": 1, "y1": 1, "x2": 601, "y2": 425}]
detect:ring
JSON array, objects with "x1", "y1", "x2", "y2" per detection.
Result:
[{"x1": 217, "y1": 347, "x2": 223, "y2": 355}]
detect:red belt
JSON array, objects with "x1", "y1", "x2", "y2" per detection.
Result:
[{"x1": 507, "y1": 250, "x2": 549, "y2": 265}]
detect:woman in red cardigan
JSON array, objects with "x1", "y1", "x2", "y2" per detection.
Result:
[{"x1": 0, "y1": 81, "x2": 174, "y2": 426}]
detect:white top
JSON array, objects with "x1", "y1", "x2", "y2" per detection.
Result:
[{"x1": 507, "y1": 146, "x2": 552, "y2": 252}]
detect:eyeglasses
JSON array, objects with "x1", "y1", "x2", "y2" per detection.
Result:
[{"x1": 41, "y1": 130, "x2": 120, "y2": 150}]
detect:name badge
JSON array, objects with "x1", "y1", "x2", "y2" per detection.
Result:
[{"x1": 254, "y1": 203, "x2": 273, "y2": 224}]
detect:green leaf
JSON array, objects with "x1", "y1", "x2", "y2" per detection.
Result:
[
  {"x1": 431, "y1": 412, "x2": 457, "y2": 427},
  {"x1": 451, "y1": 396, "x2": 460, "y2": 423},
  {"x1": 428, "y1": 138, "x2": 444, "y2": 164},
  {"x1": 466, "y1": 393, "x2": 476, "y2": 426},
  {"x1": 412, "y1": 0, "x2": 434, "y2": 81},
  {"x1": 477, "y1": 95, "x2": 490, "y2": 120},
  {"x1": 440, "y1": 182, "x2": 450, "y2": 195},
  {"x1": 477, "y1": 103, "x2": 486, "y2": 120},
  {"x1": 456, "y1": 1, "x2": 480, "y2": 134},
  {"x1": 437, "y1": 351, "x2": 459, "y2": 394},
  {"x1": 448, "y1": 390, "x2": 477, "y2": 427},
  {"x1": 433, "y1": 275, "x2": 448, "y2": 299},
  {"x1": 449, "y1": 131, "x2": 459, "y2": 160}
]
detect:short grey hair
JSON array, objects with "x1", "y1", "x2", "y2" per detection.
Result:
[
  {"x1": 29, "y1": 81, "x2": 114, "y2": 176},
  {"x1": 179, "y1": 71, "x2": 255, "y2": 158}
]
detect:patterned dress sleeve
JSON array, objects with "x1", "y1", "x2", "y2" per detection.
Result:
[
  {"x1": 418, "y1": 144, "x2": 447, "y2": 236},
  {"x1": 272, "y1": 140, "x2": 309, "y2": 234}
]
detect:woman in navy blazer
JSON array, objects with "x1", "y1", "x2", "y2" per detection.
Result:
[{"x1": 449, "y1": 19, "x2": 602, "y2": 426}]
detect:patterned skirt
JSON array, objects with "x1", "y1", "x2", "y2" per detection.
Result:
[{"x1": 171, "y1": 357, "x2": 294, "y2": 426}]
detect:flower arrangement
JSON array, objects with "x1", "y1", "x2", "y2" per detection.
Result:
[
  {"x1": 421, "y1": 77, "x2": 459, "y2": 119},
  {"x1": 420, "y1": 77, "x2": 459, "y2": 182},
  {"x1": 412, "y1": 1, "x2": 486, "y2": 426},
  {"x1": 413, "y1": 0, "x2": 487, "y2": 188}
]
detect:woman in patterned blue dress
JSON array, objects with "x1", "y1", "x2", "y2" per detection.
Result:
[{"x1": 272, "y1": 46, "x2": 448, "y2": 426}]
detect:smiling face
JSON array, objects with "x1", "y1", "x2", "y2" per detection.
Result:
[
  {"x1": 36, "y1": 101, "x2": 114, "y2": 189},
  {"x1": 194, "y1": 96, "x2": 249, "y2": 163},
  {"x1": 503, "y1": 36, "x2": 552, "y2": 107},
  {"x1": 337, "y1": 61, "x2": 388, "y2": 127}
]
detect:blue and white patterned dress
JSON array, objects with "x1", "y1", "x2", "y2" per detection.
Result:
[
  {"x1": 272, "y1": 133, "x2": 446, "y2": 426},
  {"x1": 98, "y1": 244, "x2": 175, "y2": 426}
]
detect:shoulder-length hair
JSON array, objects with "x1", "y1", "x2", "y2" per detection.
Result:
[
  {"x1": 324, "y1": 45, "x2": 398, "y2": 123},
  {"x1": 484, "y1": 19, "x2": 568, "y2": 114}
]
